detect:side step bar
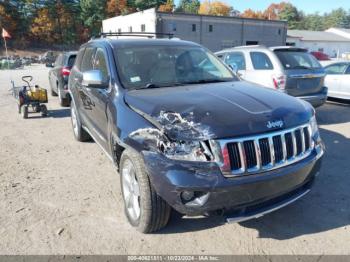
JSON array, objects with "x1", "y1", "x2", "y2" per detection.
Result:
[{"x1": 226, "y1": 189, "x2": 310, "y2": 223}]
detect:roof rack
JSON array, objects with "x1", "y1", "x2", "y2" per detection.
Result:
[{"x1": 95, "y1": 32, "x2": 174, "y2": 39}]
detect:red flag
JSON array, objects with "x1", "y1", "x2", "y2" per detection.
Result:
[{"x1": 2, "y1": 28, "x2": 11, "y2": 39}]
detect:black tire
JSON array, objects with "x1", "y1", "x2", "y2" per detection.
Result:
[
  {"x1": 40, "y1": 104, "x2": 48, "y2": 117},
  {"x1": 59, "y1": 90, "x2": 70, "y2": 107},
  {"x1": 120, "y1": 149, "x2": 171, "y2": 233},
  {"x1": 60, "y1": 98, "x2": 70, "y2": 107},
  {"x1": 50, "y1": 87, "x2": 58, "y2": 97},
  {"x1": 34, "y1": 104, "x2": 41, "y2": 113},
  {"x1": 70, "y1": 103, "x2": 91, "y2": 142},
  {"x1": 21, "y1": 105, "x2": 28, "y2": 119}
]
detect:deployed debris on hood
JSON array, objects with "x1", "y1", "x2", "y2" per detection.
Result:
[
  {"x1": 129, "y1": 110, "x2": 215, "y2": 161},
  {"x1": 157, "y1": 111, "x2": 214, "y2": 141}
]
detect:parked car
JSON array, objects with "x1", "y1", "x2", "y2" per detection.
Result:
[
  {"x1": 69, "y1": 38, "x2": 324, "y2": 233},
  {"x1": 324, "y1": 62, "x2": 350, "y2": 100},
  {"x1": 41, "y1": 51, "x2": 59, "y2": 65},
  {"x1": 341, "y1": 52, "x2": 350, "y2": 60},
  {"x1": 216, "y1": 46, "x2": 328, "y2": 108},
  {"x1": 47, "y1": 51, "x2": 77, "y2": 106},
  {"x1": 311, "y1": 51, "x2": 330, "y2": 61}
]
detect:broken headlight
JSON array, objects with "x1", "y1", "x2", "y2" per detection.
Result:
[{"x1": 159, "y1": 140, "x2": 213, "y2": 162}]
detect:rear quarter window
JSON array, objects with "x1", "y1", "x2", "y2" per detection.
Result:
[
  {"x1": 275, "y1": 51, "x2": 321, "y2": 70},
  {"x1": 250, "y1": 52, "x2": 273, "y2": 70}
]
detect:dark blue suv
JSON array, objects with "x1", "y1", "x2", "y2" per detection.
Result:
[{"x1": 68, "y1": 37, "x2": 324, "y2": 233}]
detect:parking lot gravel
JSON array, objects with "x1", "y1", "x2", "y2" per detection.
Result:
[{"x1": 0, "y1": 65, "x2": 349, "y2": 255}]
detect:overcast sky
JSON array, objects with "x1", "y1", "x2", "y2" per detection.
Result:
[{"x1": 174, "y1": 0, "x2": 350, "y2": 14}]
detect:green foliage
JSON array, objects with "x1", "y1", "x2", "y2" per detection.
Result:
[
  {"x1": 300, "y1": 13, "x2": 325, "y2": 31},
  {"x1": 132, "y1": 0, "x2": 167, "y2": 10},
  {"x1": 324, "y1": 8, "x2": 350, "y2": 29},
  {"x1": 80, "y1": 0, "x2": 107, "y2": 36},
  {"x1": 278, "y1": 3, "x2": 301, "y2": 29},
  {"x1": 176, "y1": 0, "x2": 200, "y2": 14}
]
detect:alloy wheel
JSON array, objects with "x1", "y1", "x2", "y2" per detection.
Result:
[{"x1": 121, "y1": 159, "x2": 141, "y2": 221}]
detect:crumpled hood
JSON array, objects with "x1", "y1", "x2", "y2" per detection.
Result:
[{"x1": 124, "y1": 81, "x2": 313, "y2": 140}]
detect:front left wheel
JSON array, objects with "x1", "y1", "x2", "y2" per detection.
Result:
[
  {"x1": 70, "y1": 104, "x2": 91, "y2": 142},
  {"x1": 120, "y1": 149, "x2": 171, "y2": 233}
]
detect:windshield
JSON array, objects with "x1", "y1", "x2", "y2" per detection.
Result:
[
  {"x1": 115, "y1": 45, "x2": 236, "y2": 89},
  {"x1": 275, "y1": 51, "x2": 322, "y2": 70}
]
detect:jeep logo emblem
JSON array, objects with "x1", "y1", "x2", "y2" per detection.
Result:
[{"x1": 267, "y1": 120, "x2": 284, "y2": 129}]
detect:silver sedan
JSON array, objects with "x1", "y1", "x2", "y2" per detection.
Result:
[{"x1": 324, "y1": 62, "x2": 350, "y2": 100}]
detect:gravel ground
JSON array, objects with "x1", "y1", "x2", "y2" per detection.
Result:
[{"x1": 0, "y1": 65, "x2": 349, "y2": 255}]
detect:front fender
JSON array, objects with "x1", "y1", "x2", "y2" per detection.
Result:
[{"x1": 109, "y1": 94, "x2": 164, "y2": 155}]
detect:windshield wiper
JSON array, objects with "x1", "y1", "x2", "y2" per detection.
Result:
[
  {"x1": 291, "y1": 65, "x2": 312, "y2": 70},
  {"x1": 181, "y1": 79, "x2": 232, "y2": 85},
  {"x1": 133, "y1": 83, "x2": 161, "y2": 90},
  {"x1": 134, "y1": 82, "x2": 184, "y2": 90}
]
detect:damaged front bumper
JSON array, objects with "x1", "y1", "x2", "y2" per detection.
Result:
[{"x1": 142, "y1": 147, "x2": 323, "y2": 217}]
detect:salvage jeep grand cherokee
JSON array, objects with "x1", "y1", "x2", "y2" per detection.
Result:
[{"x1": 68, "y1": 36, "x2": 324, "y2": 233}]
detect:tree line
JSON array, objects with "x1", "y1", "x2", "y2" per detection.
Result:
[{"x1": 0, "y1": 0, "x2": 349, "y2": 49}]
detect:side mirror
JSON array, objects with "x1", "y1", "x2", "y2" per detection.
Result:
[{"x1": 82, "y1": 70, "x2": 108, "y2": 88}]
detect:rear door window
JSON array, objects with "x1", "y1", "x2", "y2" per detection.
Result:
[
  {"x1": 250, "y1": 52, "x2": 273, "y2": 70},
  {"x1": 225, "y1": 52, "x2": 246, "y2": 70},
  {"x1": 81, "y1": 47, "x2": 96, "y2": 72},
  {"x1": 274, "y1": 50, "x2": 321, "y2": 70}
]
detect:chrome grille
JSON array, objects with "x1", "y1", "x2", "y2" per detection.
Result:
[{"x1": 221, "y1": 124, "x2": 314, "y2": 177}]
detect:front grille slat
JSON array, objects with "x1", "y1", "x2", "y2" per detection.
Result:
[
  {"x1": 281, "y1": 134, "x2": 287, "y2": 161},
  {"x1": 295, "y1": 129, "x2": 303, "y2": 155},
  {"x1": 244, "y1": 141, "x2": 257, "y2": 169},
  {"x1": 291, "y1": 131, "x2": 297, "y2": 157},
  {"x1": 238, "y1": 142, "x2": 246, "y2": 173},
  {"x1": 304, "y1": 127, "x2": 310, "y2": 150},
  {"x1": 223, "y1": 123, "x2": 313, "y2": 177},
  {"x1": 285, "y1": 133, "x2": 294, "y2": 159},
  {"x1": 301, "y1": 128, "x2": 306, "y2": 153},
  {"x1": 227, "y1": 143, "x2": 241, "y2": 171},
  {"x1": 273, "y1": 135, "x2": 283, "y2": 163},
  {"x1": 268, "y1": 137, "x2": 275, "y2": 166},
  {"x1": 259, "y1": 138, "x2": 270, "y2": 166},
  {"x1": 254, "y1": 140, "x2": 261, "y2": 169}
]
